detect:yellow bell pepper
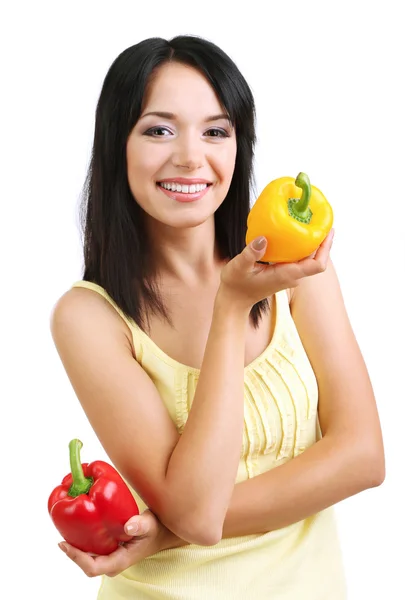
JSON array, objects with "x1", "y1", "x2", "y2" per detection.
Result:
[{"x1": 246, "y1": 172, "x2": 333, "y2": 263}]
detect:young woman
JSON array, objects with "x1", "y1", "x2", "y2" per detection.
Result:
[{"x1": 51, "y1": 35, "x2": 385, "y2": 599}]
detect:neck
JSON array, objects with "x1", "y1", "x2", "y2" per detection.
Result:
[{"x1": 145, "y1": 216, "x2": 224, "y2": 285}]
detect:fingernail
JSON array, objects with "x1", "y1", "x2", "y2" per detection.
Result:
[
  {"x1": 126, "y1": 523, "x2": 138, "y2": 534},
  {"x1": 59, "y1": 543, "x2": 68, "y2": 553},
  {"x1": 252, "y1": 236, "x2": 266, "y2": 250}
]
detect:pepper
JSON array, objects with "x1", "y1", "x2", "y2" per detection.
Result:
[
  {"x1": 48, "y1": 439, "x2": 139, "y2": 555},
  {"x1": 246, "y1": 172, "x2": 333, "y2": 263}
]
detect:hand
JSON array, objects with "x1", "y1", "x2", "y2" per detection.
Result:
[
  {"x1": 58, "y1": 509, "x2": 188, "y2": 578},
  {"x1": 219, "y1": 230, "x2": 334, "y2": 310}
]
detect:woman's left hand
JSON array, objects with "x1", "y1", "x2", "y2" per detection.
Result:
[{"x1": 58, "y1": 509, "x2": 188, "y2": 578}]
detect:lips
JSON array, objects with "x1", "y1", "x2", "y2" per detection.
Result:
[
  {"x1": 157, "y1": 178, "x2": 212, "y2": 185},
  {"x1": 156, "y1": 181, "x2": 212, "y2": 203}
]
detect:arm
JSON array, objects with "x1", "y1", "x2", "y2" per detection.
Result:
[
  {"x1": 50, "y1": 286, "x2": 248, "y2": 547},
  {"x1": 51, "y1": 237, "x2": 335, "y2": 554},
  {"x1": 161, "y1": 257, "x2": 384, "y2": 545},
  {"x1": 219, "y1": 257, "x2": 385, "y2": 536}
]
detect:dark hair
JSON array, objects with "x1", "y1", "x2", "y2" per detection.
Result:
[{"x1": 79, "y1": 34, "x2": 268, "y2": 331}]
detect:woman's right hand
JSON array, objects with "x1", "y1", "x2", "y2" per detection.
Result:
[{"x1": 219, "y1": 230, "x2": 334, "y2": 310}]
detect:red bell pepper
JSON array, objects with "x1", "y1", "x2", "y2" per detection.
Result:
[{"x1": 48, "y1": 439, "x2": 139, "y2": 555}]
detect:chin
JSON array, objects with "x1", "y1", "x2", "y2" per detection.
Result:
[
  {"x1": 159, "y1": 203, "x2": 219, "y2": 229},
  {"x1": 167, "y1": 214, "x2": 212, "y2": 229}
]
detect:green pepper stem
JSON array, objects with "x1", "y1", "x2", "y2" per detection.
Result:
[
  {"x1": 288, "y1": 172, "x2": 313, "y2": 224},
  {"x1": 67, "y1": 439, "x2": 93, "y2": 497}
]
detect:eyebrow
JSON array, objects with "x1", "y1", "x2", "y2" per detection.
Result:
[{"x1": 140, "y1": 111, "x2": 232, "y2": 123}]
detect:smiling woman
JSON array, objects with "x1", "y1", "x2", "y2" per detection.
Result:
[{"x1": 49, "y1": 34, "x2": 384, "y2": 600}]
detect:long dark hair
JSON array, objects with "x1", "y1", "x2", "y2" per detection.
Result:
[{"x1": 79, "y1": 34, "x2": 268, "y2": 331}]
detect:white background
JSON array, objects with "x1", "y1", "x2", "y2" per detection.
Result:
[{"x1": 2, "y1": 1, "x2": 404, "y2": 598}]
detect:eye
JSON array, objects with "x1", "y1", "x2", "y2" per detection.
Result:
[
  {"x1": 204, "y1": 128, "x2": 230, "y2": 138},
  {"x1": 144, "y1": 126, "x2": 172, "y2": 137}
]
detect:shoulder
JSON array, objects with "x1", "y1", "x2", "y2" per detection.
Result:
[
  {"x1": 50, "y1": 286, "x2": 114, "y2": 326},
  {"x1": 289, "y1": 257, "x2": 342, "y2": 309},
  {"x1": 50, "y1": 286, "x2": 135, "y2": 356},
  {"x1": 288, "y1": 256, "x2": 354, "y2": 375}
]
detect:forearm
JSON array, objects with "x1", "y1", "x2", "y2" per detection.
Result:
[
  {"x1": 164, "y1": 434, "x2": 379, "y2": 548},
  {"x1": 165, "y1": 288, "x2": 249, "y2": 541},
  {"x1": 223, "y1": 434, "x2": 381, "y2": 536}
]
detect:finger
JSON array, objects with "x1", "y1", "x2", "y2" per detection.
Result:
[
  {"x1": 299, "y1": 229, "x2": 334, "y2": 260},
  {"x1": 125, "y1": 516, "x2": 143, "y2": 536},
  {"x1": 239, "y1": 236, "x2": 268, "y2": 267},
  {"x1": 307, "y1": 229, "x2": 334, "y2": 266},
  {"x1": 59, "y1": 542, "x2": 102, "y2": 578},
  {"x1": 125, "y1": 509, "x2": 157, "y2": 537},
  {"x1": 318, "y1": 228, "x2": 335, "y2": 252},
  {"x1": 295, "y1": 229, "x2": 335, "y2": 276},
  {"x1": 59, "y1": 541, "x2": 129, "y2": 578}
]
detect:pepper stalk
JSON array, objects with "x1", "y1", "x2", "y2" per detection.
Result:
[
  {"x1": 67, "y1": 439, "x2": 93, "y2": 497},
  {"x1": 288, "y1": 172, "x2": 313, "y2": 224}
]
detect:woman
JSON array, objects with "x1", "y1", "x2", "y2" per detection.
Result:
[{"x1": 51, "y1": 35, "x2": 385, "y2": 599}]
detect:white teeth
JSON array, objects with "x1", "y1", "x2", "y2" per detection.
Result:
[{"x1": 159, "y1": 182, "x2": 208, "y2": 194}]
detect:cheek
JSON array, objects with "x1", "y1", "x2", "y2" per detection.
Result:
[
  {"x1": 219, "y1": 146, "x2": 237, "y2": 183},
  {"x1": 127, "y1": 140, "x2": 168, "y2": 181},
  {"x1": 128, "y1": 151, "x2": 152, "y2": 178}
]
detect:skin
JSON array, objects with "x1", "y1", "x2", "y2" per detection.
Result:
[
  {"x1": 126, "y1": 62, "x2": 237, "y2": 241},
  {"x1": 52, "y1": 62, "x2": 385, "y2": 578}
]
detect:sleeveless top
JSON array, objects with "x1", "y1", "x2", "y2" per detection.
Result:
[{"x1": 71, "y1": 280, "x2": 347, "y2": 599}]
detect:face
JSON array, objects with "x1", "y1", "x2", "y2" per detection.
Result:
[{"x1": 126, "y1": 62, "x2": 237, "y2": 230}]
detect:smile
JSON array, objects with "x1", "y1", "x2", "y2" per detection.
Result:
[
  {"x1": 158, "y1": 182, "x2": 209, "y2": 194},
  {"x1": 156, "y1": 181, "x2": 212, "y2": 203}
]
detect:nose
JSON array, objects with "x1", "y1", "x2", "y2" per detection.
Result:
[{"x1": 171, "y1": 133, "x2": 204, "y2": 170}]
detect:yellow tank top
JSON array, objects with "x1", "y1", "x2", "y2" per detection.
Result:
[{"x1": 71, "y1": 280, "x2": 347, "y2": 599}]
